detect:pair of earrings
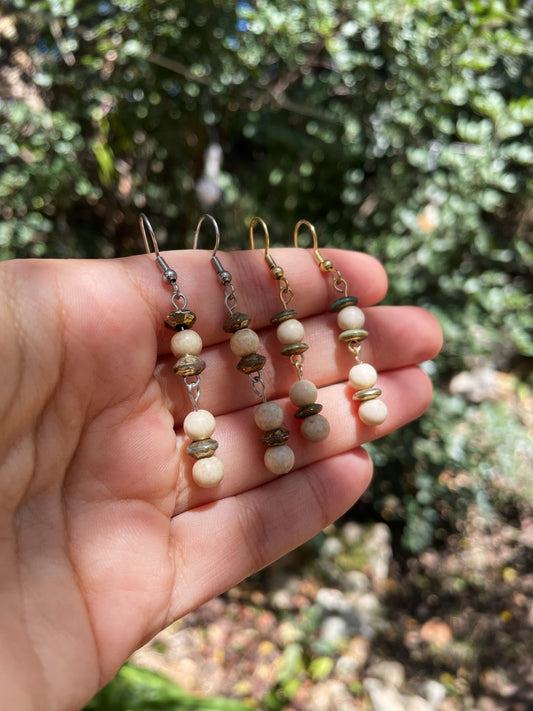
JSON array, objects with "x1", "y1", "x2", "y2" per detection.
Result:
[{"x1": 140, "y1": 214, "x2": 387, "y2": 489}]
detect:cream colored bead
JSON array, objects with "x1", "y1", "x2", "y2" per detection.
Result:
[
  {"x1": 183, "y1": 409, "x2": 216, "y2": 441},
  {"x1": 348, "y1": 363, "x2": 378, "y2": 390},
  {"x1": 337, "y1": 305, "x2": 365, "y2": 331},
  {"x1": 264, "y1": 445, "x2": 295, "y2": 475},
  {"x1": 289, "y1": 379, "x2": 318, "y2": 407},
  {"x1": 300, "y1": 413, "x2": 330, "y2": 442},
  {"x1": 230, "y1": 328, "x2": 260, "y2": 357},
  {"x1": 171, "y1": 329, "x2": 202, "y2": 358},
  {"x1": 358, "y1": 399, "x2": 388, "y2": 426},
  {"x1": 276, "y1": 318, "x2": 305, "y2": 345},
  {"x1": 254, "y1": 402, "x2": 285, "y2": 431},
  {"x1": 192, "y1": 456, "x2": 224, "y2": 487}
]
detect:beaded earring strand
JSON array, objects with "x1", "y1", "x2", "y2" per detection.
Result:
[
  {"x1": 193, "y1": 214, "x2": 295, "y2": 475},
  {"x1": 294, "y1": 220, "x2": 388, "y2": 426},
  {"x1": 249, "y1": 216, "x2": 330, "y2": 443},
  {"x1": 140, "y1": 214, "x2": 224, "y2": 488}
]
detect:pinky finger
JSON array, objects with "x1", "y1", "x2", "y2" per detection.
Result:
[{"x1": 167, "y1": 448, "x2": 373, "y2": 622}]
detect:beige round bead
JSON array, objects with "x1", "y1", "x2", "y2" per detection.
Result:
[
  {"x1": 230, "y1": 328, "x2": 260, "y2": 357},
  {"x1": 337, "y1": 305, "x2": 365, "y2": 331},
  {"x1": 300, "y1": 413, "x2": 330, "y2": 442},
  {"x1": 358, "y1": 399, "x2": 388, "y2": 426},
  {"x1": 348, "y1": 363, "x2": 378, "y2": 390},
  {"x1": 171, "y1": 329, "x2": 203, "y2": 358},
  {"x1": 289, "y1": 379, "x2": 318, "y2": 407},
  {"x1": 183, "y1": 409, "x2": 216, "y2": 441},
  {"x1": 192, "y1": 456, "x2": 224, "y2": 487},
  {"x1": 276, "y1": 318, "x2": 305, "y2": 345},
  {"x1": 254, "y1": 402, "x2": 285, "y2": 431},
  {"x1": 264, "y1": 445, "x2": 295, "y2": 475}
]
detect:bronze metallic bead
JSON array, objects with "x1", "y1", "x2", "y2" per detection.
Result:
[
  {"x1": 237, "y1": 352, "x2": 267, "y2": 374},
  {"x1": 270, "y1": 309, "x2": 298, "y2": 325},
  {"x1": 353, "y1": 387, "x2": 382, "y2": 402},
  {"x1": 186, "y1": 438, "x2": 219, "y2": 460},
  {"x1": 223, "y1": 311, "x2": 252, "y2": 333},
  {"x1": 164, "y1": 309, "x2": 197, "y2": 331},
  {"x1": 280, "y1": 342, "x2": 309, "y2": 357},
  {"x1": 338, "y1": 329, "x2": 368, "y2": 344},
  {"x1": 270, "y1": 265, "x2": 284, "y2": 279},
  {"x1": 331, "y1": 296, "x2": 360, "y2": 311},
  {"x1": 262, "y1": 427, "x2": 290, "y2": 447},
  {"x1": 294, "y1": 403, "x2": 323, "y2": 419},
  {"x1": 173, "y1": 355, "x2": 206, "y2": 377}
]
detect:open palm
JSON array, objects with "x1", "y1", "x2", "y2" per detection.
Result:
[{"x1": 0, "y1": 247, "x2": 442, "y2": 711}]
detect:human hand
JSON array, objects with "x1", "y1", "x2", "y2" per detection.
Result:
[{"x1": 0, "y1": 246, "x2": 442, "y2": 710}]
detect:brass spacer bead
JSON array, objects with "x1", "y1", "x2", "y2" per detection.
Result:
[
  {"x1": 164, "y1": 309, "x2": 197, "y2": 331},
  {"x1": 262, "y1": 427, "x2": 290, "y2": 447},
  {"x1": 339, "y1": 329, "x2": 368, "y2": 344},
  {"x1": 353, "y1": 387, "x2": 382, "y2": 402},
  {"x1": 270, "y1": 265, "x2": 284, "y2": 279},
  {"x1": 280, "y1": 342, "x2": 309, "y2": 357},
  {"x1": 294, "y1": 403, "x2": 323, "y2": 419},
  {"x1": 173, "y1": 355, "x2": 206, "y2": 377},
  {"x1": 186, "y1": 437, "x2": 219, "y2": 459},
  {"x1": 321, "y1": 259, "x2": 334, "y2": 272},
  {"x1": 331, "y1": 296, "x2": 360, "y2": 311},
  {"x1": 223, "y1": 311, "x2": 252, "y2": 333},
  {"x1": 270, "y1": 309, "x2": 298, "y2": 325},
  {"x1": 237, "y1": 352, "x2": 267, "y2": 374}
]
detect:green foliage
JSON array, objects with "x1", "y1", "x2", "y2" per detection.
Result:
[
  {"x1": 1, "y1": 0, "x2": 532, "y2": 544},
  {"x1": 84, "y1": 664, "x2": 252, "y2": 710}
]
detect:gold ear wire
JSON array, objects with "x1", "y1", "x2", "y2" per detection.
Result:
[
  {"x1": 293, "y1": 219, "x2": 334, "y2": 273},
  {"x1": 249, "y1": 216, "x2": 285, "y2": 279}
]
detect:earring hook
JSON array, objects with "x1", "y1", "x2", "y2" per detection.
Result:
[
  {"x1": 193, "y1": 213, "x2": 220, "y2": 257},
  {"x1": 249, "y1": 215, "x2": 270, "y2": 254},
  {"x1": 249, "y1": 216, "x2": 285, "y2": 279},
  {"x1": 139, "y1": 213, "x2": 179, "y2": 287},
  {"x1": 294, "y1": 219, "x2": 333, "y2": 273},
  {"x1": 140, "y1": 213, "x2": 160, "y2": 257}
]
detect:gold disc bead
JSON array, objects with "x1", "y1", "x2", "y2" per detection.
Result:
[
  {"x1": 280, "y1": 342, "x2": 309, "y2": 357},
  {"x1": 173, "y1": 355, "x2": 206, "y2": 377},
  {"x1": 223, "y1": 312, "x2": 252, "y2": 333},
  {"x1": 186, "y1": 438, "x2": 219, "y2": 459},
  {"x1": 237, "y1": 352, "x2": 267, "y2": 374},
  {"x1": 294, "y1": 403, "x2": 323, "y2": 419},
  {"x1": 270, "y1": 309, "x2": 298, "y2": 326},
  {"x1": 338, "y1": 329, "x2": 368, "y2": 344},
  {"x1": 353, "y1": 387, "x2": 382, "y2": 402},
  {"x1": 165, "y1": 309, "x2": 197, "y2": 331},
  {"x1": 331, "y1": 296, "x2": 359, "y2": 311},
  {"x1": 262, "y1": 427, "x2": 291, "y2": 447}
]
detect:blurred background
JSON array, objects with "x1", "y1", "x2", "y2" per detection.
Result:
[{"x1": 1, "y1": 1, "x2": 532, "y2": 709}]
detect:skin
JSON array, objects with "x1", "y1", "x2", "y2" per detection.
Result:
[{"x1": 0, "y1": 246, "x2": 442, "y2": 711}]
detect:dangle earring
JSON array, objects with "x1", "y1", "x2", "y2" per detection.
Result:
[
  {"x1": 250, "y1": 216, "x2": 330, "y2": 443},
  {"x1": 194, "y1": 214, "x2": 295, "y2": 475},
  {"x1": 294, "y1": 220, "x2": 388, "y2": 426},
  {"x1": 140, "y1": 214, "x2": 224, "y2": 488}
]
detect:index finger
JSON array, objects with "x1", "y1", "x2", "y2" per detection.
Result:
[{"x1": 124, "y1": 247, "x2": 388, "y2": 354}]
